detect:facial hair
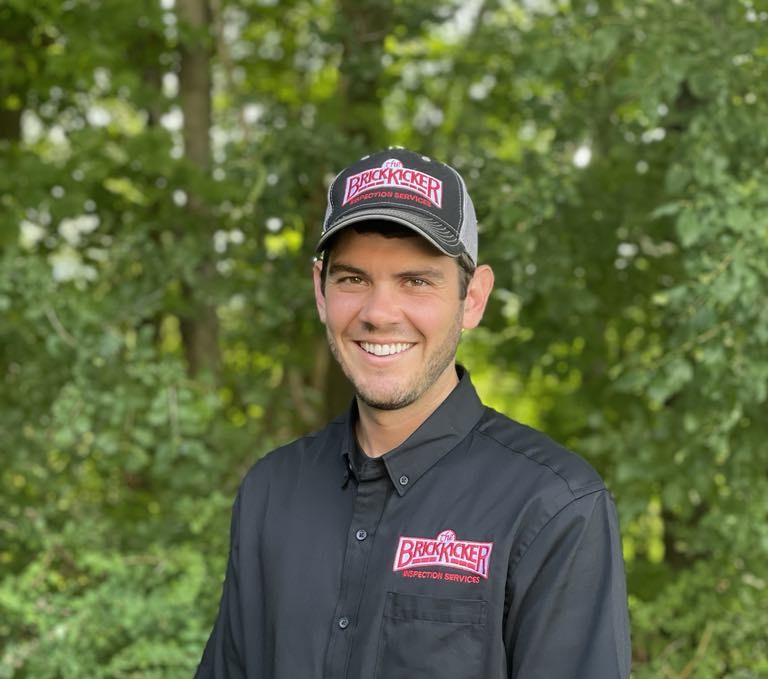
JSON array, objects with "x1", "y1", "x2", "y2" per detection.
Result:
[{"x1": 326, "y1": 307, "x2": 464, "y2": 411}]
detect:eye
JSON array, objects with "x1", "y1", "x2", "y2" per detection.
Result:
[
  {"x1": 406, "y1": 278, "x2": 429, "y2": 287},
  {"x1": 338, "y1": 275, "x2": 364, "y2": 285}
]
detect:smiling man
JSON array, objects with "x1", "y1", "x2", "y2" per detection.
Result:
[{"x1": 195, "y1": 148, "x2": 631, "y2": 679}]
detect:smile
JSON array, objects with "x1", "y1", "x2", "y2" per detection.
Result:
[{"x1": 359, "y1": 342, "x2": 414, "y2": 357}]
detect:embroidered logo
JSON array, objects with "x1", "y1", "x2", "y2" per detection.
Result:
[
  {"x1": 342, "y1": 158, "x2": 443, "y2": 208},
  {"x1": 393, "y1": 529, "x2": 493, "y2": 579}
]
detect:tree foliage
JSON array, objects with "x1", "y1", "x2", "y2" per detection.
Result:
[{"x1": 1, "y1": 0, "x2": 767, "y2": 676}]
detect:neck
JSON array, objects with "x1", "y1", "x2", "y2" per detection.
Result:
[{"x1": 355, "y1": 367, "x2": 459, "y2": 457}]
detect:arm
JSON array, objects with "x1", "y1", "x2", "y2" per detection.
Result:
[
  {"x1": 194, "y1": 492, "x2": 246, "y2": 679},
  {"x1": 504, "y1": 489, "x2": 631, "y2": 679}
]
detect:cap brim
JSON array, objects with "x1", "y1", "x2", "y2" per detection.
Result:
[{"x1": 316, "y1": 207, "x2": 466, "y2": 259}]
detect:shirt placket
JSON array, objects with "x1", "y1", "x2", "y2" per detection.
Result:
[{"x1": 323, "y1": 465, "x2": 389, "y2": 678}]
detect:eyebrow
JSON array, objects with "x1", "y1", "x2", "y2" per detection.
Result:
[
  {"x1": 397, "y1": 267, "x2": 446, "y2": 281},
  {"x1": 328, "y1": 263, "x2": 446, "y2": 282},
  {"x1": 328, "y1": 263, "x2": 367, "y2": 277}
]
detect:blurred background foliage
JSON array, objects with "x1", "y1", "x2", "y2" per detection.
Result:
[{"x1": 1, "y1": 0, "x2": 767, "y2": 676}]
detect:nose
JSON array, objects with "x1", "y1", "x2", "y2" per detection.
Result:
[{"x1": 358, "y1": 284, "x2": 402, "y2": 328}]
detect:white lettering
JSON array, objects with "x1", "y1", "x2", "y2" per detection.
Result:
[{"x1": 342, "y1": 160, "x2": 443, "y2": 207}]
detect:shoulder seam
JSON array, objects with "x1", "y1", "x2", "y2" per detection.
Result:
[
  {"x1": 472, "y1": 427, "x2": 604, "y2": 497},
  {"x1": 510, "y1": 487, "x2": 611, "y2": 576}
]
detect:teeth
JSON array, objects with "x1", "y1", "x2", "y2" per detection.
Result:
[{"x1": 361, "y1": 342, "x2": 412, "y2": 356}]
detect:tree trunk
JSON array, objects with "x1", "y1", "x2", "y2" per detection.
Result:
[
  {"x1": 316, "y1": 0, "x2": 395, "y2": 420},
  {"x1": 176, "y1": 0, "x2": 221, "y2": 379},
  {"x1": 0, "y1": 108, "x2": 21, "y2": 142},
  {"x1": 0, "y1": 8, "x2": 28, "y2": 143},
  {"x1": 336, "y1": 0, "x2": 392, "y2": 147}
]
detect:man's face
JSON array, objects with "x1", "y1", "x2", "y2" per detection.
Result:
[{"x1": 314, "y1": 229, "x2": 488, "y2": 412}]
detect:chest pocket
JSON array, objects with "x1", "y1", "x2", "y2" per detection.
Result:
[{"x1": 375, "y1": 592, "x2": 487, "y2": 679}]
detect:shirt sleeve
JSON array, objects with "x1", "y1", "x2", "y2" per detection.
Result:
[
  {"x1": 194, "y1": 491, "x2": 247, "y2": 679},
  {"x1": 503, "y1": 489, "x2": 631, "y2": 679}
]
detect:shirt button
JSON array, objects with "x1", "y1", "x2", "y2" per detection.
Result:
[
  {"x1": 399, "y1": 474, "x2": 409, "y2": 486},
  {"x1": 355, "y1": 529, "x2": 368, "y2": 541},
  {"x1": 338, "y1": 616, "x2": 350, "y2": 629}
]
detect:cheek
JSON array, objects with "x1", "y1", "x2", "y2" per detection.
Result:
[
  {"x1": 401, "y1": 298, "x2": 459, "y2": 335},
  {"x1": 324, "y1": 294, "x2": 362, "y2": 330}
]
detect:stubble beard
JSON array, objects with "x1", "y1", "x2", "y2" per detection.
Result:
[{"x1": 325, "y1": 311, "x2": 464, "y2": 411}]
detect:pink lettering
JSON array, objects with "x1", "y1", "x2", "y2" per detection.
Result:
[
  {"x1": 393, "y1": 531, "x2": 493, "y2": 579},
  {"x1": 396, "y1": 538, "x2": 415, "y2": 570}
]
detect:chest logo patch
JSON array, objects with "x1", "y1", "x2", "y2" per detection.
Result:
[{"x1": 393, "y1": 529, "x2": 493, "y2": 579}]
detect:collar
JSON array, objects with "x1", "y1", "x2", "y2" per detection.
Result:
[{"x1": 339, "y1": 365, "x2": 485, "y2": 496}]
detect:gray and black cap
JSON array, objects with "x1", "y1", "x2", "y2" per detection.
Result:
[{"x1": 317, "y1": 147, "x2": 478, "y2": 265}]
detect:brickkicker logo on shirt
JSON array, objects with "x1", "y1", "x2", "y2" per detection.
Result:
[
  {"x1": 342, "y1": 158, "x2": 443, "y2": 208},
  {"x1": 393, "y1": 529, "x2": 493, "y2": 582}
]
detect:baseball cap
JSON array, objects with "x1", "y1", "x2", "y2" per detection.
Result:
[{"x1": 316, "y1": 147, "x2": 478, "y2": 265}]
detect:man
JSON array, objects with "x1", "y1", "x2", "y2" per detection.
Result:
[{"x1": 195, "y1": 148, "x2": 631, "y2": 678}]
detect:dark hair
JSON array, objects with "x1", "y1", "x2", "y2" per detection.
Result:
[{"x1": 318, "y1": 221, "x2": 476, "y2": 299}]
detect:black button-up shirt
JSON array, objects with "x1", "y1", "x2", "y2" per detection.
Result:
[{"x1": 195, "y1": 367, "x2": 631, "y2": 678}]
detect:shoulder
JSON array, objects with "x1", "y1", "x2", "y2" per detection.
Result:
[
  {"x1": 466, "y1": 407, "x2": 617, "y2": 573},
  {"x1": 470, "y1": 406, "x2": 606, "y2": 500},
  {"x1": 239, "y1": 413, "x2": 348, "y2": 496}
]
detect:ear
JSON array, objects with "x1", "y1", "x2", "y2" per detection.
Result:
[
  {"x1": 462, "y1": 264, "x2": 494, "y2": 330},
  {"x1": 313, "y1": 259, "x2": 327, "y2": 324}
]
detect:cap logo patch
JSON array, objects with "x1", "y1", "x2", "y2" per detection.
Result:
[
  {"x1": 393, "y1": 529, "x2": 493, "y2": 579},
  {"x1": 342, "y1": 158, "x2": 443, "y2": 208}
]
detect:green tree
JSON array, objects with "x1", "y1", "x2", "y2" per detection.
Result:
[{"x1": 1, "y1": 0, "x2": 767, "y2": 676}]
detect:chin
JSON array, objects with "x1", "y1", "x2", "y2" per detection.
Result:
[
  {"x1": 355, "y1": 383, "x2": 417, "y2": 411},
  {"x1": 357, "y1": 393, "x2": 416, "y2": 411}
]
